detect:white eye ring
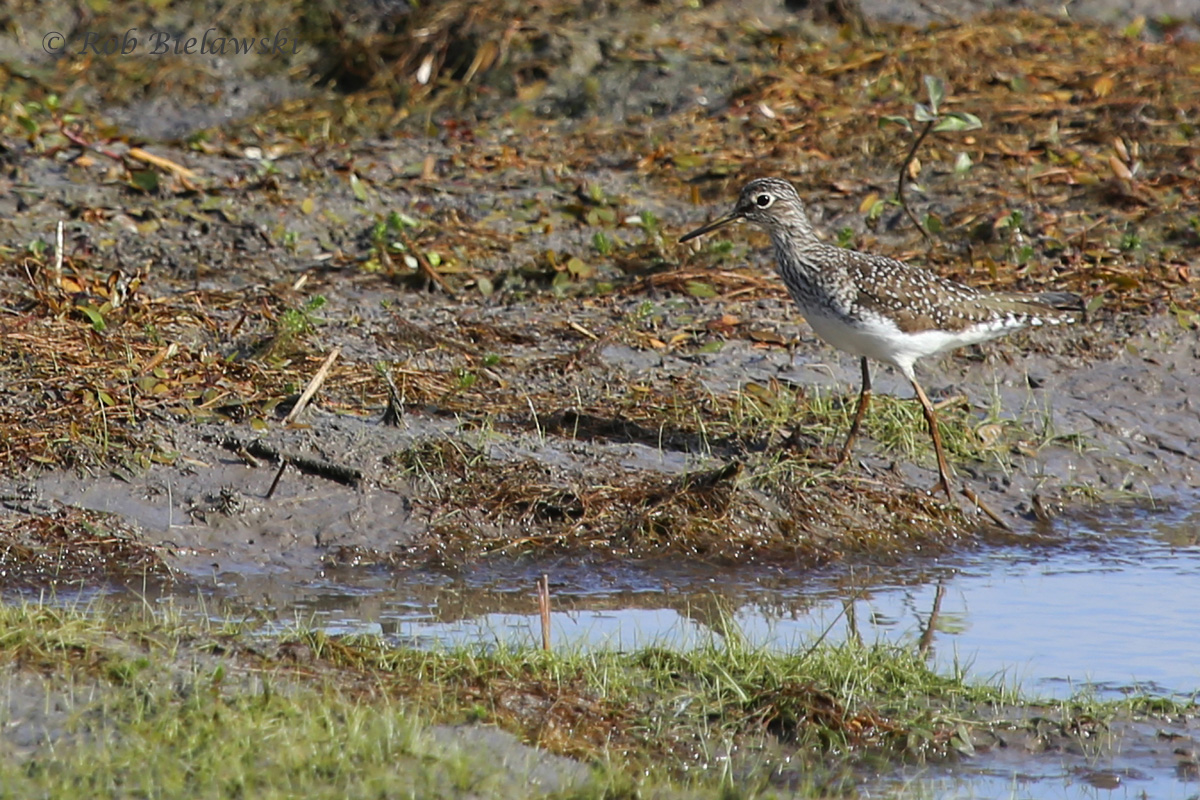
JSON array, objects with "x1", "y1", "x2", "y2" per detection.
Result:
[{"x1": 755, "y1": 194, "x2": 773, "y2": 208}]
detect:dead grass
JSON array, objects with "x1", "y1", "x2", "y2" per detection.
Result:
[
  {"x1": 0, "y1": 505, "x2": 171, "y2": 586},
  {"x1": 376, "y1": 438, "x2": 971, "y2": 565}
]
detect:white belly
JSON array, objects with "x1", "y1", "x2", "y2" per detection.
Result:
[{"x1": 803, "y1": 310, "x2": 1020, "y2": 379}]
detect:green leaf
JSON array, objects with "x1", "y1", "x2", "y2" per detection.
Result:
[
  {"x1": 476, "y1": 276, "x2": 494, "y2": 296},
  {"x1": 76, "y1": 305, "x2": 107, "y2": 332},
  {"x1": 129, "y1": 170, "x2": 160, "y2": 193},
  {"x1": 390, "y1": 211, "x2": 419, "y2": 228},
  {"x1": 685, "y1": 281, "x2": 717, "y2": 298},
  {"x1": 350, "y1": 173, "x2": 368, "y2": 203},
  {"x1": 1122, "y1": 15, "x2": 1146, "y2": 38},
  {"x1": 953, "y1": 152, "x2": 973, "y2": 174},
  {"x1": 672, "y1": 153, "x2": 705, "y2": 169},
  {"x1": 913, "y1": 103, "x2": 936, "y2": 123},
  {"x1": 923, "y1": 75, "x2": 946, "y2": 115},
  {"x1": 932, "y1": 112, "x2": 983, "y2": 133},
  {"x1": 878, "y1": 115, "x2": 912, "y2": 133},
  {"x1": 566, "y1": 257, "x2": 593, "y2": 278}
]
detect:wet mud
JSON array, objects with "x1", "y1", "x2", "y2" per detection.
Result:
[
  {"x1": 2, "y1": 0, "x2": 1200, "y2": 793},
  {"x1": 0, "y1": 0, "x2": 1197, "y2": 573}
]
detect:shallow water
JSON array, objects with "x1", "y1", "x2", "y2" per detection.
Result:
[
  {"x1": 25, "y1": 499, "x2": 1197, "y2": 799},
  {"x1": 167, "y1": 499, "x2": 1200, "y2": 800},
  {"x1": 202, "y1": 501, "x2": 1200, "y2": 700}
]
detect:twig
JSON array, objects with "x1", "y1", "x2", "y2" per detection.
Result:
[
  {"x1": 284, "y1": 347, "x2": 341, "y2": 424},
  {"x1": 800, "y1": 582, "x2": 872, "y2": 662},
  {"x1": 960, "y1": 484, "x2": 1012, "y2": 532},
  {"x1": 60, "y1": 126, "x2": 122, "y2": 160},
  {"x1": 127, "y1": 147, "x2": 199, "y2": 181},
  {"x1": 220, "y1": 436, "x2": 362, "y2": 488},
  {"x1": 897, "y1": 119, "x2": 934, "y2": 242},
  {"x1": 395, "y1": 227, "x2": 457, "y2": 298},
  {"x1": 60, "y1": 126, "x2": 198, "y2": 181},
  {"x1": 266, "y1": 460, "x2": 288, "y2": 500},
  {"x1": 380, "y1": 367, "x2": 405, "y2": 427},
  {"x1": 567, "y1": 320, "x2": 599, "y2": 340},
  {"x1": 54, "y1": 220, "x2": 63, "y2": 290},
  {"x1": 537, "y1": 574, "x2": 551, "y2": 651}
]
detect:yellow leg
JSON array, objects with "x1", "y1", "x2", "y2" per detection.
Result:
[
  {"x1": 909, "y1": 377, "x2": 954, "y2": 500},
  {"x1": 836, "y1": 357, "x2": 871, "y2": 466},
  {"x1": 910, "y1": 375, "x2": 1011, "y2": 529}
]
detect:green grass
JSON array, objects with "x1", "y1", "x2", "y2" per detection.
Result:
[
  {"x1": 0, "y1": 599, "x2": 1013, "y2": 799},
  {"x1": 1, "y1": 599, "x2": 1185, "y2": 799},
  {"x1": 715, "y1": 378, "x2": 1021, "y2": 470}
]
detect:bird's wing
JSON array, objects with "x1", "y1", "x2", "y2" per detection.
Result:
[
  {"x1": 844, "y1": 250, "x2": 991, "y2": 333},
  {"x1": 846, "y1": 250, "x2": 1081, "y2": 333}
]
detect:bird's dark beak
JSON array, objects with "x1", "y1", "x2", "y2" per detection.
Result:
[{"x1": 679, "y1": 209, "x2": 742, "y2": 243}]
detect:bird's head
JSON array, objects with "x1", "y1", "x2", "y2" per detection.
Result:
[{"x1": 679, "y1": 178, "x2": 807, "y2": 242}]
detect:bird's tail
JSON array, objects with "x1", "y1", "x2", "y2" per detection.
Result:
[
  {"x1": 1033, "y1": 291, "x2": 1086, "y2": 314},
  {"x1": 991, "y1": 290, "x2": 1086, "y2": 323}
]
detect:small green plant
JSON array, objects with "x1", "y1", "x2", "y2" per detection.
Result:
[
  {"x1": 367, "y1": 211, "x2": 446, "y2": 278},
  {"x1": 997, "y1": 209, "x2": 1024, "y2": 232},
  {"x1": 455, "y1": 369, "x2": 478, "y2": 390},
  {"x1": 836, "y1": 227, "x2": 856, "y2": 248},
  {"x1": 371, "y1": 211, "x2": 418, "y2": 247},
  {"x1": 592, "y1": 231, "x2": 614, "y2": 256},
  {"x1": 638, "y1": 210, "x2": 661, "y2": 237},
  {"x1": 1120, "y1": 231, "x2": 1143, "y2": 251},
  {"x1": 277, "y1": 295, "x2": 327, "y2": 341},
  {"x1": 995, "y1": 210, "x2": 1033, "y2": 264},
  {"x1": 880, "y1": 76, "x2": 982, "y2": 240}
]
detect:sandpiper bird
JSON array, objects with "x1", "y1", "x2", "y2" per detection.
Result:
[{"x1": 680, "y1": 177, "x2": 1083, "y2": 506}]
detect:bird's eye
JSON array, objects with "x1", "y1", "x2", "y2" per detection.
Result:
[{"x1": 755, "y1": 194, "x2": 773, "y2": 208}]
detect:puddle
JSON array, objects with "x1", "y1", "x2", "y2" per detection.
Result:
[
  {"x1": 181, "y1": 502, "x2": 1200, "y2": 701},
  {"x1": 160, "y1": 499, "x2": 1198, "y2": 800},
  {"x1": 15, "y1": 499, "x2": 1200, "y2": 800}
]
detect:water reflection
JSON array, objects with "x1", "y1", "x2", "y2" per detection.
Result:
[
  {"x1": 193, "y1": 501, "x2": 1200, "y2": 699},
  {"x1": 14, "y1": 500, "x2": 1200, "y2": 800}
]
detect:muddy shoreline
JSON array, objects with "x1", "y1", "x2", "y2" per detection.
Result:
[
  {"x1": 2, "y1": 2, "x2": 1199, "y2": 796},
  {"x1": 2, "y1": 0, "x2": 1199, "y2": 578}
]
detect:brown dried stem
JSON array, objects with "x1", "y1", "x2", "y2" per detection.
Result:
[{"x1": 897, "y1": 119, "x2": 934, "y2": 242}]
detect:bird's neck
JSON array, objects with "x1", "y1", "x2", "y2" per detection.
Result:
[
  {"x1": 768, "y1": 225, "x2": 858, "y2": 315},
  {"x1": 768, "y1": 220, "x2": 821, "y2": 253},
  {"x1": 768, "y1": 225, "x2": 823, "y2": 279}
]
